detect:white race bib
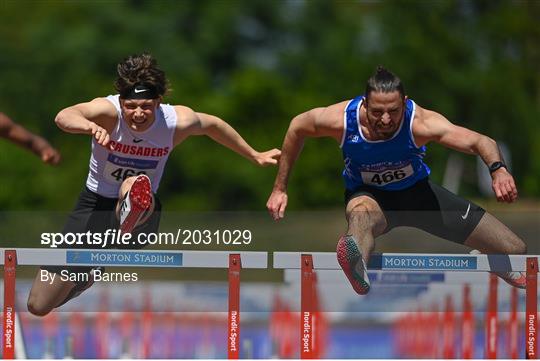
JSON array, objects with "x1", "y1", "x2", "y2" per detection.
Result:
[
  {"x1": 104, "y1": 154, "x2": 157, "y2": 183},
  {"x1": 361, "y1": 164, "x2": 414, "y2": 186}
]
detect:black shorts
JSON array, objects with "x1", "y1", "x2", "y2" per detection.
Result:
[
  {"x1": 344, "y1": 178, "x2": 485, "y2": 244},
  {"x1": 41, "y1": 187, "x2": 161, "y2": 276}
]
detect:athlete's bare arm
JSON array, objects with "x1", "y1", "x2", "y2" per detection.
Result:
[
  {"x1": 173, "y1": 105, "x2": 280, "y2": 166},
  {"x1": 412, "y1": 105, "x2": 517, "y2": 203},
  {"x1": 0, "y1": 112, "x2": 61, "y2": 165},
  {"x1": 267, "y1": 101, "x2": 348, "y2": 220},
  {"x1": 55, "y1": 98, "x2": 118, "y2": 146}
]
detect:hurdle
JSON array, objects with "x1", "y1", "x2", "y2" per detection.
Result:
[
  {"x1": 1, "y1": 248, "x2": 268, "y2": 359},
  {"x1": 282, "y1": 269, "x2": 499, "y2": 358},
  {"x1": 274, "y1": 252, "x2": 539, "y2": 359}
]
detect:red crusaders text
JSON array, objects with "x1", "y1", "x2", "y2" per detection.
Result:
[{"x1": 108, "y1": 141, "x2": 170, "y2": 157}]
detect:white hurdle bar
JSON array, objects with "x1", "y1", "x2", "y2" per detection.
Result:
[
  {"x1": 283, "y1": 269, "x2": 494, "y2": 285},
  {"x1": 273, "y1": 252, "x2": 539, "y2": 359},
  {"x1": 275, "y1": 252, "x2": 533, "y2": 272},
  {"x1": 1, "y1": 248, "x2": 268, "y2": 359}
]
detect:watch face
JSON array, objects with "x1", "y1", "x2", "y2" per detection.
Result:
[{"x1": 489, "y1": 162, "x2": 504, "y2": 173}]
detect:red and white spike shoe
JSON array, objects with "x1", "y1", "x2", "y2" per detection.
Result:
[{"x1": 119, "y1": 174, "x2": 153, "y2": 234}]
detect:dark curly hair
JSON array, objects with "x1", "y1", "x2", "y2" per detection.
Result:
[{"x1": 115, "y1": 53, "x2": 169, "y2": 97}]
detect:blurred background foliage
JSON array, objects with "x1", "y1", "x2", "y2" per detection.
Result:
[{"x1": 0, "y1": 0, "x2": 539, "y2": 212}]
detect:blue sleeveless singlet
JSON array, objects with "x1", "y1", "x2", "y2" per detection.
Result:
[{"x1": 341, "y1": 96, "x2": 430, "y2": 191}]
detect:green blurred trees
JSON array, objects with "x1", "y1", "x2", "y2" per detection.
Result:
[{"x1": 0, "y1": 0, "x2": 538, "y2": 210}]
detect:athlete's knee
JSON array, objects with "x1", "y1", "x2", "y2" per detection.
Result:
[
  {"x1": 27, "y1": 295, "x2": 53, "y2": 317},
  {"x1": 347, "y1": 204, "x2": 370, "y2": 225},
  {"x1": 347, "y1": 199, "x2": 373, "y2": 218},
  {"x1": 346, "y1": 198, "x2": 385, "y2": 229}
]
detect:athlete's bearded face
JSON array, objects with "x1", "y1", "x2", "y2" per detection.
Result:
[
  {"x1": 365, "y1": 91, "x2": 406, "y2": 140},
  {"x1": 120, "y1": 98, "x2": 161, "y2": 132}
]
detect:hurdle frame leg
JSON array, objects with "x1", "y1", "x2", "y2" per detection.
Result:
[
  {"x1": 485, "y1": 274, "x2": 498, "y2": 359},
  {"x1": 442, "y1": 295, "x2": 455, "y2": 359},
  {"x1": 312, "y1": 272, "x2": 321, "y2": 359},
  {"x1": 509, "y1": 286, "x2": 518, "y2": 359},
  {"x1": 3, "y1": 250, "x2": 17, "y2": 359},
  {"x1": 526, "y1": 257, "x2": 538, "y2": 359},
  {"x1": 228, "y1": 254, "x2": 241, "y2": 359},
  {"x1": 300, "y1": 254, "x2": 314, "y2": 359},
  {"x1": 462, "y1": 284, "x2": 474, "y2": 359}
]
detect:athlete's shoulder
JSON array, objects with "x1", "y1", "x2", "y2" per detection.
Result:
[
  {"x1": 411, "y1": 102, "x2": 454, "y2": 145},
  {"x1": 172, "y1": 104, "x2": 195, "y2": 114},
  {"x1": 65, "y1": 97, "x2": 118, "y2": 120},
  {"x1": 312, "y1": 99, "x2": 351, "y2": 125},
  {"x1": 294, "y1": 100, "x2": 351, "y2": 142},
  {"x1": 172, "y1": 105, "x2": 198, "y2": 126},
  {"x1": 411, "y1": 102, "x2": 444, "y2": 127},
  {"x1": 95, "y1": 96, "x2": 119, "y2": 108},
  {"x1": 171, "y1": 105, "x2": 206, "y2": 144},
  {"x1": 327, "y1": 99, "x2": 353, "y2": 114}
]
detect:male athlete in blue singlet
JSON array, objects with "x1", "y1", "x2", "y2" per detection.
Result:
[
  {"x1": 267, "y1": 66, "x2": 526, "y2": 294},
  {"x1": 27, "y1": 53, "x2": 281, "y2": 316}
]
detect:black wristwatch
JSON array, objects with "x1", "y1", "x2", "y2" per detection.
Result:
[{"x1": 488, "y1": 161, "x2": 507, "y2": 174}]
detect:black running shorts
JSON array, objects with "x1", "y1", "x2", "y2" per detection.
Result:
[
  {"x1": 344, "y1": 178, "x2": 485, "y2": 244},
  {"x1": 41, "y1": 187, "x2": 161, "y2": 277}
]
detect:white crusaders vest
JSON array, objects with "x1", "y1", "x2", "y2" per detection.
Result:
[{"x1": 85, "y1": 95, "x2": 177, "y2": 198}]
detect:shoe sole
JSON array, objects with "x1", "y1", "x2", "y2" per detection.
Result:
[
  {"x1": 337, "y1": 236, "x2": 370, "y2": 295},
  {"x1": 495, "y1": 272, "x2": 527, "y2": 289},
  {"x1": 120, "y1": 175, "x2": 152, "y2": 234}
]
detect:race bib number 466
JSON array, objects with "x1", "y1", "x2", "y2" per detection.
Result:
[
  {"x1": 104, "y1": 154, "x2": 158, "y2": 183},
  {"x1": 360, "y1": 164, "x2": 414, "y2": 186}
]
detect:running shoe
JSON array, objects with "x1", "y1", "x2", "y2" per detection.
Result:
[
  {"x1": 495, "y1": 271, "x2": 526, "y2": 289},
  {"x1": 119, "y1": 174, "x2": 153, "y2": 234},
  {"x1": 470, "y1": 249, "x2": 526, "y2": 289},
  {"x1": 336, "y1": 235, "x2": 370, "y2": 295}
]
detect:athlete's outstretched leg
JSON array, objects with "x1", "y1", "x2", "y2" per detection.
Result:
[
  {"x1": 337, "y1": 195, "x2": 387, "y2": 294},
  {"x1": 465, "y1": 212, "x2": 527, "y2": 288},
  {"x1": 27, "y1": 270, "x2": 77, "y2": 316},
  {"x1": 116, "y1": 174, "x2": 155, "y2": 233},
  {"x1": 27, "y1": 266, "x2": 104, "y2": 316}
]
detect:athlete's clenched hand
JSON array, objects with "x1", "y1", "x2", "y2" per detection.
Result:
[
  {"x1": 267, "y1": 189, "x2": 288, "y2": 221},
  {"x1": 89, "y1": 122, "x2": 110, "y2": 147},
  {"x1": 39, "y1": 146, "x2": 61, "y2": 165},
  {"x1": 492, "y1": 168, "x2": 518, "y2": 203}
]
